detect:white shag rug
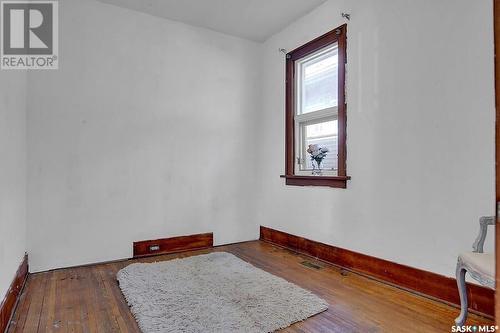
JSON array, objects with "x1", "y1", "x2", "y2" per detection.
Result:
[{"x1": 117, "y1": 252, "x2": 328, "y2": 333}]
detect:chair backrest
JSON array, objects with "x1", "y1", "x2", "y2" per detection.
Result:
[{"x1": 472, "y1": 216, "x2": 496, "y2": 253}]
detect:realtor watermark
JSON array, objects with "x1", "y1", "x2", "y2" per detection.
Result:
[
  {"x1": 451, "y1": 325, "x2": 498, "y2": 333},
  {"x1": 1, "y1": 0, "x2": 58, "y2": 69}
]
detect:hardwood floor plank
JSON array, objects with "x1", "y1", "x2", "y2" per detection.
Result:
[
  {"x1": 97, "y1": 264, "x2": 138, "y2": 332},
  {"x1": 7, "y1": 241, "x2": 494, "y2": 333},
  {"x1": 38, "y1": 271, "x2": 56, "y2": 333},
  {"x1": 80, "y1": 268, "x2": 99, "y2": 333},
  {"x1": 12, "y1": 274, "x2": 47, "y2": 332},
  {"x1": 88, "y1": 266, "x2": 122, "y2": 333},
  {"x1": 7, "y1": 275, "x2": 36, "y2": 333}
]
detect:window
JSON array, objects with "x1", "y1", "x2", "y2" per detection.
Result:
[{"x1": 282, "y1": 25, "x2": 350, "y2": 188}]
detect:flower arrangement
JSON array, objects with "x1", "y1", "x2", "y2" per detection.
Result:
[{"x1": 307, "y1": 144, "x2": 329, "y2": 175}]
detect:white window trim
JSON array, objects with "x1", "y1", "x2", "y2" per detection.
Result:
[
  {"x1": 295, "y1": 44, "x2": 339, "y2": 118},
  {"x1": 294, "y1": 110, "x2": 338, "y2": 176},
  {"x1": 293, "y1": 42, "x2": 340, "y2": 176}
]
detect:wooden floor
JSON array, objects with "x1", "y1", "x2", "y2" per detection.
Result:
[{"x1": 8, "y1": 241, "x2": 493, "y2": 333}]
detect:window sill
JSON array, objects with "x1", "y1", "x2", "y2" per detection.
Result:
[{"x1": 280, "y1": 175, "x2": 350, "y2": 188}]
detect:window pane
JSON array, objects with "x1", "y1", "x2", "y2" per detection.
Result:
[
  {"x1": 298, "y1": 44, "x2": 338, "y2": 114},
  {"x1": 303, "y1": 120, "x2": 338, "y2": 171},
  {"x1": 305, "y1": 120, "x2": 337, "y2": 138}
]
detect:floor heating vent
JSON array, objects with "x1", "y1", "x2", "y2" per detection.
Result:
[{"x1": 300, "y1": 261, "x2": 322, "y2": 270}]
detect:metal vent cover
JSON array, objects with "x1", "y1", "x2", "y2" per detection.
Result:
[{"x1": 300, "y1": 260, "x2": 322, "y2": 270}]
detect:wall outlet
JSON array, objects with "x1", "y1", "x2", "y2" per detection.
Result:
[{"x1": 149, "y1": 245, "x2": 160, "y2": 252}]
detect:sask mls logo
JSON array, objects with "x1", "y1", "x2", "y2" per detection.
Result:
[{"x1": 1, "y1": 0, "x2": 58, "y2": 69}]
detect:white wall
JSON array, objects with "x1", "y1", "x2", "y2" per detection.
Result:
[
  {"x1": 0, "y1": 71, "x2": 27, "y2": 299},
  {"x1": 25, "y1": 0, "x2": 496, "y2": 278},
  {"x1": 256, "y1": 0, "x2": 495, "y2": 278},
  {"x1": 27, "y1": 0, "x2": 261, "y2": 272}
]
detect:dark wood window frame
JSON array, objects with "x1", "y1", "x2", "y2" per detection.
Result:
[{"x1": 281, "y1": 24, "x2": 350, "y2": 188}]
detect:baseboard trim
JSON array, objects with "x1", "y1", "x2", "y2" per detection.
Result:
[
  {"x1": 260, "y1": 226, "x2": 494, "y2": 318},
  {"x1": 0, "y1": 254, "x2": 28, "y2": 333},
  {"x1": 31, "y1": 239, "x2": 260, "y2": 275},
  {"x1": 133, "y1": 232, "x2": 214, "y2": 258}
]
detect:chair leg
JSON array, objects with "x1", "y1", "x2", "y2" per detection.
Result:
[{"x1": 454, "y1": 263, "x2": 468, "y2": 326}]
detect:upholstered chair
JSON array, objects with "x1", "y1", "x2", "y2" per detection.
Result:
[{"x1": 455, "y1": 216, "x2": 495, "y2": 326}]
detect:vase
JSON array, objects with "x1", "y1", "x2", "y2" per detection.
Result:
[{"x1": 311, "y1": 160, "x2": 323, "y2": 176}]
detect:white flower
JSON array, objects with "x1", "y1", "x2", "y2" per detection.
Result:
[{"x1": 321, "y1": 147, "x2": 329, "y2": 153}]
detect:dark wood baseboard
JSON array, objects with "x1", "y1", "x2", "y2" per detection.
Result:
[
  {"x1": 260, "y1": 226, "x2": 494, "y2": 317},
  {"x1": 0, "y1": 254, "x2": 28, "y2": 333},
  {"x1": 133, "y1": 233, "x2": 214, "y2": 258},
  {"x1": 32, "y1": 240, "x2": 258, "y2": 275}
]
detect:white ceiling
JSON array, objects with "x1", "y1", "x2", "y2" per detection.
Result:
[{"x1": 98, "y1": 0, "x2": 327, "y2": 42}]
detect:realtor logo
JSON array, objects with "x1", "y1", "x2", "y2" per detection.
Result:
[{"x1": 1, "y1": 0, "x2": 58, "y2": 69}]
